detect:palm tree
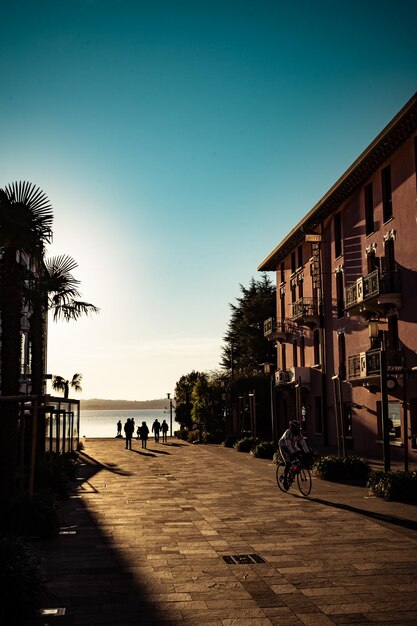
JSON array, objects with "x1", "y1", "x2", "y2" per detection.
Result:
[
  {"x1": 52, "y1": 373, "x2": 83, "y2": 399},
  {"x1": 28, "y1": 254, "x2": 99, "y2": 397},
  {"x1": 0, "y1": 182, "x2": 53, "y2": 501},
  {"x1": 27, "y1": 254, "x2": 99, "y2": 458}
]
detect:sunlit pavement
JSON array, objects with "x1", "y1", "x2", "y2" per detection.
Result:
[{"x1": 38, "y1": 438, "x2": 417, "y2": 625}]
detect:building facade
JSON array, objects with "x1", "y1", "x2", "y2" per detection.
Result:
[{"x1": 258, "y1": 93, "x2": 417, "y2": 466}]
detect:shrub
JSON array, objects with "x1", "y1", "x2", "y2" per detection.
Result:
[
  {"x1": 233, "y1": 437, "x2": 260, "y2": 453},
  {"x1": 186, "y1": 429, "x2": 201, "y2": 443},
  {"x1": 251, "y1": 441, "x2": 276, "y2": 459},
  {"x1": 201, "y1": 431, "x2": 223, "y2": 444},
  {"x1": 174, "y1": 429, "x2": 189, "y2": 441},
  {"x1": 273, "y1": 449, "x2": 283, "y2": 465},
  {"x1": 367, "y1": 470, "x2": 417, "y2": 502},
  {"x1": 0, "y1": 536, "x2": 46, "y2": 624},
  {"x1": 313, "y1": 455, "x2": 370, "y2": 482},
  {"x1": 222, "y1": 434, "x2": 240, "y2": 448},
  {"x1": 35, "y1": 452, "x2": 77, "y2": 498},
  {"x1": 1, "y1": 491, "x2": 60, "y2": 539}
]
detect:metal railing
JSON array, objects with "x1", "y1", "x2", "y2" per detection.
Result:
[
  {"x1": 347, "y1": 348, "x2": 403, "y2": 380},
  {"x1": 291, "y1": 297, "x2": 319, "y2": 321},
  {"x1": 345, "y1": 270, "x2": 401, "y2": 309}
]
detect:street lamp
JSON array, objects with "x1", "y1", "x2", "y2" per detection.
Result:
[
  {"x1": 166, "y1": 393, "x2": 173, "y2": 438},
  {"x1": 368, "y1": 319, "x2": 390, "y2": 472},
  {"x1": 263, "y1": 362, "x2": 277, "y2": 446}
]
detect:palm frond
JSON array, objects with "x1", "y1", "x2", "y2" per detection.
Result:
[{"x1": 52, "y1": 300, "x2": 100, "y2": 322}]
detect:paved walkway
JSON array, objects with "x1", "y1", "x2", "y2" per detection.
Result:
[{"x1": 37, "y1": 438, "x2": 417, "y2": 625}]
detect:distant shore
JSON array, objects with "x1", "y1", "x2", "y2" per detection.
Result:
[{"x1": 80, "y1": 398, "x2": 168, "y2": 410}]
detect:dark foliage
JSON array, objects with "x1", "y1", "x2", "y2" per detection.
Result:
[
  {"x1": 234, "y1": 436, "x2": 260, "y2": 453},
  {"x1": 0, "y1": 536, "x2": 46, "y2": 625},
  {"x1": 251, "y1": 441, "x2": 276, "y2": 459},
  {"x1": 221, "y1": 275, "x2": 276, "y2": 375},
  {"x1": 367, "y1": 470, "x2": 417, "y2": 502},
  {"x1": 313, "y1": 455, "x2": 370, "y2": 482}
]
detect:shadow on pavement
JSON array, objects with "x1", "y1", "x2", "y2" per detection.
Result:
[
  {"x1": 37, "y1": 451, "x2": 169, "y2": 625},
  {"x1": 78, "y1": 451, "x2": 133, "y2": 476},
  {"x1": 130, "y1": 449, "x2": 157, "y2": 457},
  {"x1": 147, "y1": 448, "x2": 171, "y2": 455},
  {"x1": 296, "y1": 493, "x2": 417, "y2": 535}
]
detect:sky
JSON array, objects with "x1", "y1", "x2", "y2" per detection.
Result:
[{"x1": 1, "y1": 0, "x2": 416, "y2": 401}]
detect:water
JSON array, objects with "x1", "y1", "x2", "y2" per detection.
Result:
[{"x1": 80, "y1": 409, "x2": 172, "y2": 438}]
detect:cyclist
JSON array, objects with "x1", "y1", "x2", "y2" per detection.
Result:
[{"x1": 278, "y1": 421, "x2": 309, "y2": 490}]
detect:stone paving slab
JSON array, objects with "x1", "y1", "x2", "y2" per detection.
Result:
[{"x1": 37, "y1": 439, "x2": 417, "y2": 625}]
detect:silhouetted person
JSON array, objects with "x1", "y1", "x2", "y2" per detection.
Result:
[
  {"x1": 152, "y1": 419, "x2": 161, "y2": 443},
  {"x1": 139, "y1": 421, "x2": 149, "y2": 448},
  {"x1": 161, "y1": 419, "x2": 168, "y2": 443},
  {"x1": 124, "y1": 418, "x2": 134, "y2": 450},
  {"x1": 136, "y1": 426, "x2": 140, "y2": 439},
  {"x1": 116, "y1": 420, "x2": 122, "y2": 437}
]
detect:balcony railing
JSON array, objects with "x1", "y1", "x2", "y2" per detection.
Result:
[
  {"x1": 291, "y1": 297, "x2": 319, "y2": 323},
  {"x1": 263, "y1": 317, "x2": 294, "y2": 339},
  {"x1": 345, "y1": 270, "x2": 401, "y2": 311},
  {"x1": 347, "y1": 348, "x2": 403, "y2": 381}
]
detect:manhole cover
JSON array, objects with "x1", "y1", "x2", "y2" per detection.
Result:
[{"x1": 222, "y1": 554, "x2": 265, "y2": 564}]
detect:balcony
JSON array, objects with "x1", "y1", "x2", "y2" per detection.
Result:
[
  {"x1": 345, "y1": 270, "x2": 401, "y2": 317},
  {"x1": 347, "y1": 348, "x2": 403, "y2": 384},
  {"x1": 290, "y1": 297, "x2": 320, "y2": 328},
  {"x1": 263, "y1": 317, "x2": 295, "y2": 341},
  {"x1": 275, "y1": 366, "x2": 311, "y2": 387}
]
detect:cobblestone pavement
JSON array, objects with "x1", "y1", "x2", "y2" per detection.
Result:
[{"x1": 38, "y1": 439, "x2": 417, "y2": 625}]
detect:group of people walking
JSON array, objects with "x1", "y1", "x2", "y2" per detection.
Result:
[{"x1": 116, "y1": 418, "x2": 169, "y2": 449}]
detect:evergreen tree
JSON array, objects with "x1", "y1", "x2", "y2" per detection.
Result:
[{"x1": 221, "y1": 274, "x2": 276, "y2": 375}]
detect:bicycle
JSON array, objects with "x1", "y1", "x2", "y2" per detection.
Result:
[{"x1": 276, "y1": 453, "x2": 312, "y2": 497}]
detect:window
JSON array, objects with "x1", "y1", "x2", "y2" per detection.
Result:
[
  {"x1": 280, "y1": 291, "x2": 286, "y2": 319},
  {"x1": 336, "y1": 271, "x2": 345, "y2": 319},
  {"x1": 300, "y1": 335, "x2": 305, "y2": 367},
  {"x1": 314, "y1": 396, "x2": 323, "y2": 434},
  {"x1": 367, "y1": 250, "x2": 379, "y2": 274},
  {"x1": 280, "y1": 262, "x2": 285, "y2": 284},
  {"x1": 338, "y1": 331, "x2": 346, "y2": 379},
  {"x1": 281, "y1": 342, "x2": 286, "y2": 371},
  {"x1": 297, "y1": 245, "x2": 303, "y2": 269},
  {"x1": 334, "y1": 212, "x2": 342, "y2": 258},
  {"x1": 388, "y1": 401, "x2": 401, "y2": 441},
  {"x1": 364, "y1": 183, "x2": 374, "y2": 236},
  {"x1": 292, "y1": 339, "x2": 298, "y2": 367},
  {"x1": 382, "y1": 165, "x2": 393, "y2": 222},
  {"x1": 415, "y1": 137, "x2": 417, "y2": 195},
  {"x1": 291, "y1": 251, "x2": 296, "y2": 274},
  {"x1": 298, "y1": 279, "x2": 303, "y2": 300},
  {"x1": 291, "y1": 283, "x2": 296, "y2": 304},
  {"x1": 387, "y1": 315, "x2": 399, "y2": 351},
  {"x1": 313, "y1": 329, "x2": 320, "y2": 365}
]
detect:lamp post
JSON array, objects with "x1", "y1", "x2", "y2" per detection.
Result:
[
  {"x1": 263, "y1": 362, "x2": 276, "y2": 446},
  {"x1": 167, "y1": 393, "x2": 173, "y2": 438},
  {"x1": 369, "y1": 320, "x2": 390, "y2": 472}
]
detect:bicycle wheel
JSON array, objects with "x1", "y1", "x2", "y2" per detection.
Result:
[
  {"x1": 297, "y1": 467, "x2": 312, "y2": 496},
  {"x1": 276, "y1": 463, "x2": 289, "y2": 492}
]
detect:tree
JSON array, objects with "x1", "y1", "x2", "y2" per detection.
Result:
[
  {"x1": 28, "y1": 254, "x2": 99, "y2": 397},
  {"x1": 221, "y1": 274, "x2": 276, "y2": 375},
  {"x1": 174, "y1": 371, "x2": 203, "y2": 430},
  {"x1": 52, "y1": 373, "x2": 83, "y2": 399},
  {"x1": 0, "y1": 182, "x2": 53, "y2": 501}
]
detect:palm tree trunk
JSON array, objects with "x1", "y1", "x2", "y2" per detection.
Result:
[
  {"x1": 30, "y1": 293, "x2": 47, "y2": 460},
  {"x1": 0, "y1": 250, "x2": 25, "y2": 502}
]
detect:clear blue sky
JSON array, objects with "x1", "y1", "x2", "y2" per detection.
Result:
[{"x1": 1, "y1": 0, "x2": 416, "y2": 400}]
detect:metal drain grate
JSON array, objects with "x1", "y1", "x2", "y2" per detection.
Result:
[{"x1": 222, "y1": 554, "x2": 265, "y2": 564}]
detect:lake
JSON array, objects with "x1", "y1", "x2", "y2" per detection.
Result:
[{"x1": 80, "y1": 409, "x2": 173, "y2": 438}]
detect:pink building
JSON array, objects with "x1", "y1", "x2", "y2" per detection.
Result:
[{"x1": 258, "y1": 93, "x2": 417, "y2": 467}]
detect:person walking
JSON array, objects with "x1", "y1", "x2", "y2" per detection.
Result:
[
  {"x1": 161, "y1": 419, "x2": 169, "y2": 443},
  {"x1": 139, "y1": 421, "x2": 149, "y2": 449},
  {"x1": 152, "y1": 419, "x2": 161, "y2": 443},
  {"x1": 124, "y1": 418, "x2": 134, "y2": 450},
  {"x1": 116, "y1": 420, "x2": 122, "y2": 437}
]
